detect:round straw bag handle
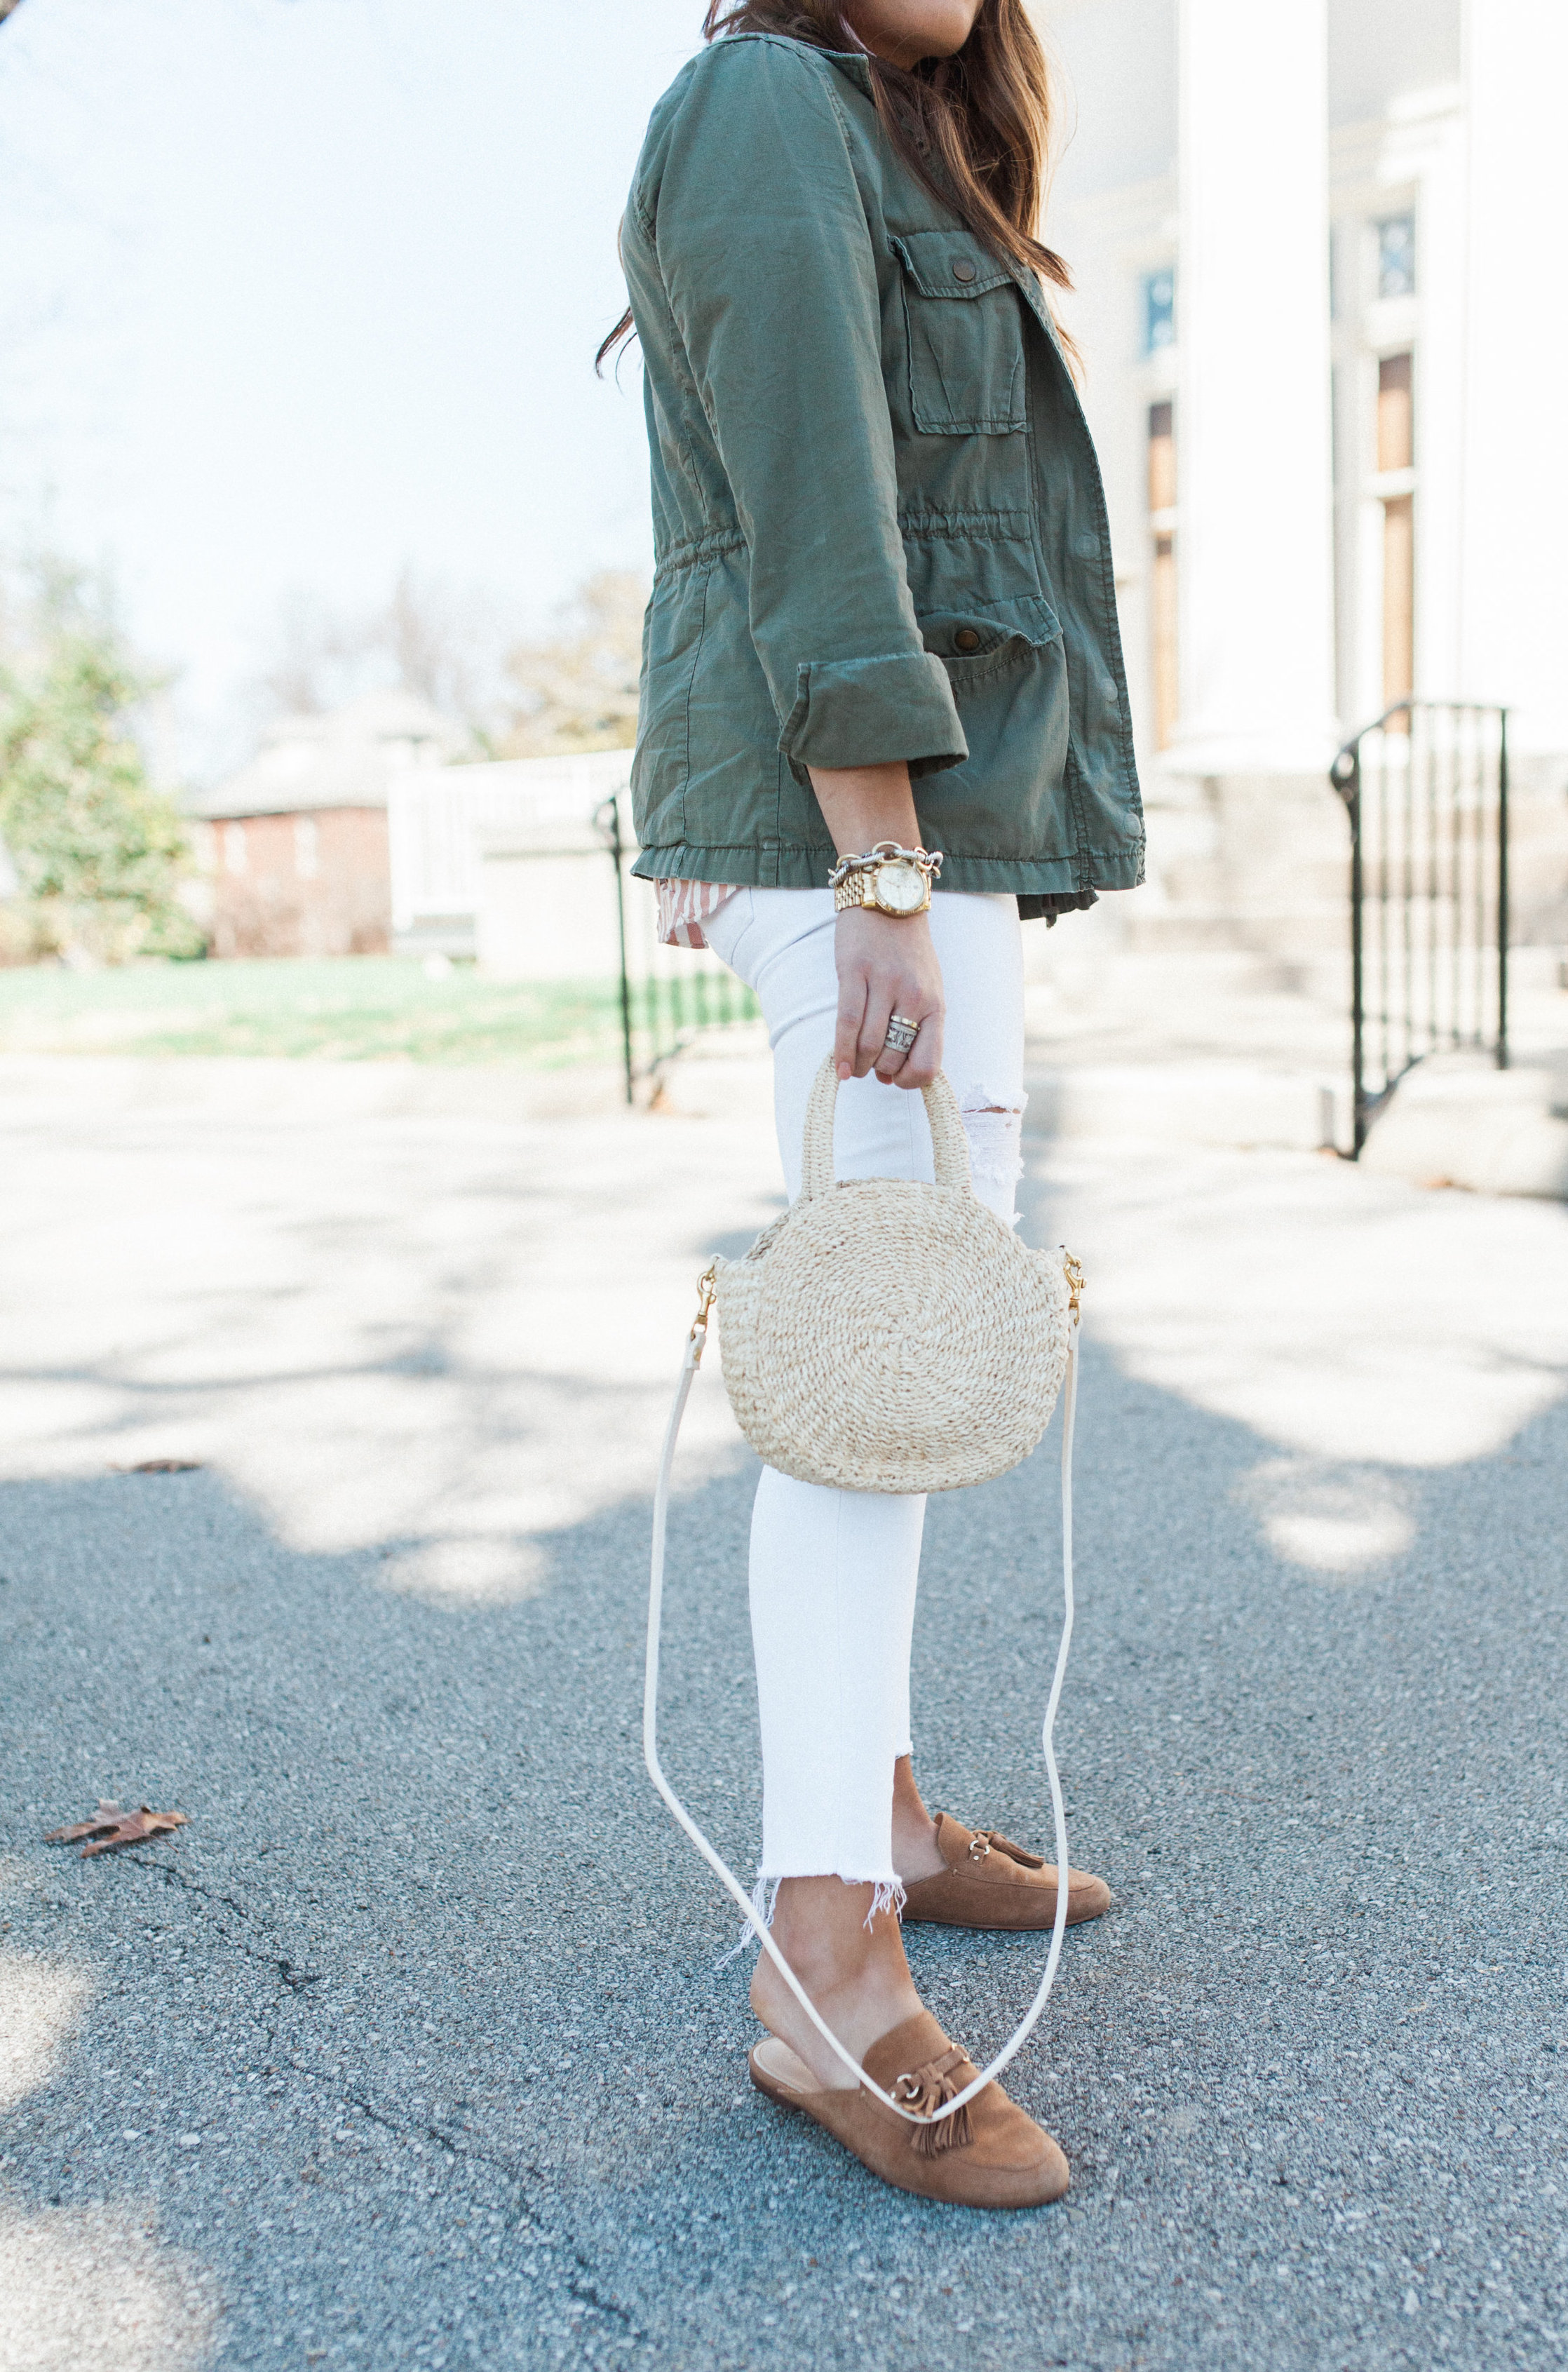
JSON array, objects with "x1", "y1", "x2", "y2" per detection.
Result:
[
  {"x1": 798, "y1": 1056, "x2": 973, "y2": 1199},
  {"x1": 709, "y1": 1056, "x2": 1074, "y2": 1495}
]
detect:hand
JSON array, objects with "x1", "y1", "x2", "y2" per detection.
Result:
[
  {"x1": 806, "y1": 757, "x2": 942, "y2": 1088},
  {"x1": 833, "y1": 906, "x2": 945, "y2": 1090}
]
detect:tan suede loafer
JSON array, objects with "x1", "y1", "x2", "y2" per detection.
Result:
[
  {"x1": 748, "y1": 2008, "x2": 1069, "y2": 2209},
  {"x1": 900, "y1": 1812, "x2": 1111, "y2": 1932}
]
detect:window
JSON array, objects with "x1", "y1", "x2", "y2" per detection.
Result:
[
  {"x1": 1377, "y1": 353, "x2": 1414, "y2": 706},
  {"x1": 1142, "y1": 268, "x2": 1175, "y2": 356},
  {"x1": 1376, "y1": 215, "x2": 1415, "y2": 300},
  {"x1": 1147, "y1": 400, "x2": 1177, "y2": 750}
]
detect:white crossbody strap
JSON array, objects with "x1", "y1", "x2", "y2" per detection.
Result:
[{"x1": 642, "y1": 1291, "x2": 1081, "y2": 2138}]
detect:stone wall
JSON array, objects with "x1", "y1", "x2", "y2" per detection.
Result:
[{"x1": 1123, "y1": 761, "x2": 1568, "y2": 962}]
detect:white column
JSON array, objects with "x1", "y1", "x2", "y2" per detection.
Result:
[
  {"x1": 1400, "y1": 96, "x2": 1469, "y2": 715},
  {"x1": 1168, "y1": 0, "x2": 1338, "y2": 775},
  {"x1": 1458, "y1": 0, "x2": 1568, "y2": 753}
]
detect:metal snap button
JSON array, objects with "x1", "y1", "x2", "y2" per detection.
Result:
[
  {"x1": 954, "y1": 628, "x2": 981, "y2": 652},
  {"x1": 951, "y1": 257, "x2": 977, "y2": 284}
]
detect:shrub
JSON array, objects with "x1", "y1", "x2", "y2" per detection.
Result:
[{"x1": 0, "y1": 618, "x2": 201, "y2": 964}]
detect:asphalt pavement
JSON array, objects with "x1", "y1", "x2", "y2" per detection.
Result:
[{"x1": 1, "y1": 1053, "x2": 1564, "y2": 2371}]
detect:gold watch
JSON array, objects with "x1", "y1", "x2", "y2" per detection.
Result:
[{"x1": 830, "y1": 840, "x2": 942, "y2": 916}]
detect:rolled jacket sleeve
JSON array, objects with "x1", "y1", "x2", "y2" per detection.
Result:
[{"x1": 647, "y1": 41, "x2": 967, "y2": 779}]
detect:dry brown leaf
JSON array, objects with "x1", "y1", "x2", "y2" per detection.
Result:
[{"x1": 44, "y1": 1801, "x2": 189, "y2": 1857}]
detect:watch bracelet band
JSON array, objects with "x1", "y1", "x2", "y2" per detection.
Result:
[
  {"x1": 834, "y1": 870, "x2": 938, "y2": 915},
  {"x1": 827, "y1": 840, "x2": 943, "y2": 891}
]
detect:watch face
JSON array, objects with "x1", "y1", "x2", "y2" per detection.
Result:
[{"x1": 872, "y1": 860, "x2": 926, "y2": 915}]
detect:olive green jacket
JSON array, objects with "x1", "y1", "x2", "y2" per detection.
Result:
[{"x1": 621, "y1": 32, "x2": 1144, "y2": 912}]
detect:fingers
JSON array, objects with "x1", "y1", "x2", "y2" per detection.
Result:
[
  {"x1": 869, "y1": 991, "x2": 941, "y2": 1086},
  {"x1": 896, "y1": 1011, "x2": 942, "y2": 1091},
  {"x1": 871, "y1": 1005, "x2": 924, "y2": 1086},
  {"x1": 834, "y1": 910, "x2": 944, "y2": 1084},
  {"x1": 834, "y1": 967, "x2": 867, "y2": 1082},
  {"x1": 859, "y1": 978, "x2": 898, "y2": 1079}
]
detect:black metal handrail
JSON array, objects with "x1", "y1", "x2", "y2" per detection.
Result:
[
  {"x1": 1329, "y1": 700, "x2": 1508, "y2": 1156},
  {"x1": 595, "y1": 794, "x2": 760, "y2": 1104},
  {"x1": 595, "y1": 794, "x2": 637, "y2": 1103}
]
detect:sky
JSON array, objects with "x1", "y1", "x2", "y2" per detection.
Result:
[
  {"x1": 0, "y1": 1, "x2": 1480, "y2": 786},
  {"x1": 0, "y1": 0, "x2": 704, "y2": 777}
]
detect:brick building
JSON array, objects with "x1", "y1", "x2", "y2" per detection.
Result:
[{"x1": 189, "y1": 690, "x2": 471, "y2": 959}]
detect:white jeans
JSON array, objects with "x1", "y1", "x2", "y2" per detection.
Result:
[{"x1": 701, "y1": 887, "x2": 1027, "y2": 1892}]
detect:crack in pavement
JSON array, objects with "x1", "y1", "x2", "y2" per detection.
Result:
[
  {"x1": 116, "y1": 1851, "x2": 328, "y2": 2004},
  {"x1": 72, "y1": 1865, "x2": 650, "y2": 2348},
  {"x1": 337, "y1": 2097, "x2": 643, "y2": 2337}
]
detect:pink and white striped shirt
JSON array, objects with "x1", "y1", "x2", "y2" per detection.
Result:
[{"x1": 655, "y1": 877, "x2": 741, "y2": 950}]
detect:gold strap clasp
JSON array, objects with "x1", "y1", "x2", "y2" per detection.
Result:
[{"x1": 688, "y1": 1262, "x2": 717, "y2": 1363}]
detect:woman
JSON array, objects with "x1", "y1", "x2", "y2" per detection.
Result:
[{"x1": 608, "y1": 0, "x2": 1142, "y2": 2206}]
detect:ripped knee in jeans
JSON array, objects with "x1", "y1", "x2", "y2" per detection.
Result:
[{"x1": 956, "y1": 1087, "x2": 1025, "y2": 1217}]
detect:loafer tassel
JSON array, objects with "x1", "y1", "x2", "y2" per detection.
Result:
[{"x1": 894, "y1": 2049, "x2": 975, "y2": 2157}]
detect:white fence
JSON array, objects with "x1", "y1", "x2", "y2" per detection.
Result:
[
  {"x1": 386, "y1": 753, "x2": 756, "y2": 1089},
  {"x1": 387, "y1": 749, "x2": 635, "y2": 954}
]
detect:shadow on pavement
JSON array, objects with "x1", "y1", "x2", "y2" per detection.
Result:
[{"x1": 1, "y1": 1335, "x2": 1565, "y2": 2368}]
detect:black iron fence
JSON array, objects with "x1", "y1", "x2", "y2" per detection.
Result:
[
  {"x1": 1329, "y1": 701, "x2": 1509, "y2": 1156},
  {"x1": 595, "y1": 795, "x2": 761, "y2": 1103}
]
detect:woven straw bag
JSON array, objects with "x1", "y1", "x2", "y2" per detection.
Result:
[{"x1": 709, "y1": 1053, "x2": 1075, "y2": 1492}]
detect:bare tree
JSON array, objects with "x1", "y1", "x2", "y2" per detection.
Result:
[
  {"x1": 243, "y1": 567, "x2": 648, "y2": 757},
  {"x1": 247, "y1": 569, "x2": 508, "y2": 739},
  {"x1": 251, "y1": 589, "x2": 376, "y2": 720},
  {"x1": 500, "y1": 572, "x2": 645, "y2": 758},
  {"x1": 381, "y1": 566, "x2": 505, "y2": 729}
]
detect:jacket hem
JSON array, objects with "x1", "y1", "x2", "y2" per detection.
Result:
[{"x1": 630, "y1": 842, "x2": 1144, "y2": 895}]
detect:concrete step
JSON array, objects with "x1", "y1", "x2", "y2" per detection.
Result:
[{"x1": 1360, "y1": 1049, "x2": 1568, "y2": 1199}]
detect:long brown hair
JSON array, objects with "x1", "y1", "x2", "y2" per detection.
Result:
[{"x1": 596, "y1": 0, "x2": 1072, "y2": 372}]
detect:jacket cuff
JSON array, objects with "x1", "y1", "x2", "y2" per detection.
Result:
[{"x1": 778, "y1": 650, "x2": 968, "y2": 779}]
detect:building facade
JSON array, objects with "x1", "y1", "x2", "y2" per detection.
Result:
[
  {"x1": 1046, "y1": 0, "x2": 1568, "y2": 945},
  {"x1": 189, "y1": 690, "x2": 470, "y2": 959}
]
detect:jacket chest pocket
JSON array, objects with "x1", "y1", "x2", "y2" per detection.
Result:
[{"x1": 890, "y1": 231, "x2": 1027, "y2": 436}]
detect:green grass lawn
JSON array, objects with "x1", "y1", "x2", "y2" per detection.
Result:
[{"x1": 0, "y1": 957, "x2": 628, "y2": 1067}]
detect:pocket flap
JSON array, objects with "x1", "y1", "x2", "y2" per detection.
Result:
[
  {"x1": 890, "y1": 229, "x2": 1015, "y2": 301},
  {"x1": 919, "y1": 598, "x2": 1062, "y2": 661}
]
